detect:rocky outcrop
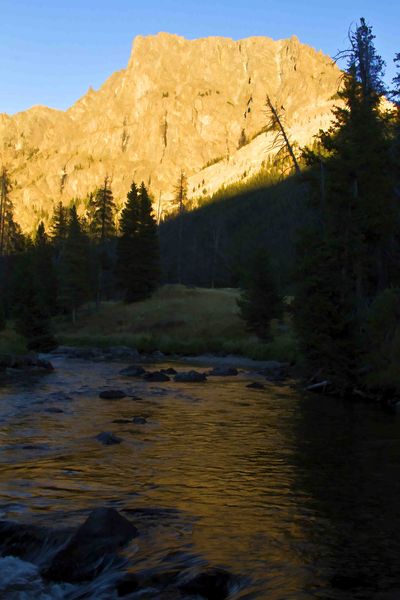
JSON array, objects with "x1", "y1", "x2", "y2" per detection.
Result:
[{"x1": 0, "y1": 33, "x2": 341, "y2": 231}]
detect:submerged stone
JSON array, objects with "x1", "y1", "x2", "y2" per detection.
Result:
[
  {"x1": 132, "y1": 416, "x2": 147, "y2": 424},
  {"x1": 99, "y1": 390, "x2": 127, "y2": 400},
  {"x1": 119, "y1": 365, "x2": 146, "y2": 377},
  {"x1": 96, "y1": 432, "x2": 122, "y2": 445},
  {"x1": 246, "y1": 382, "x2": 265, "y2": 389}
]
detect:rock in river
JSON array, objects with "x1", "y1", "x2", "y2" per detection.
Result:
[
  {"x1": 43, "y1": 507, "x2": 138, "y2": 582},
  {"x1": 132, "y1": 416, "x2": 147, "y2": 424},
  {"x1": 143, "y1": 371, "x2": 170, "y2": 382},
  {"x1": 174, "y1": 370, "x2": 207, "y2": 382},
  {"x1": 208, "y1": 367, "x2": 239, "y2": 376},
  {"x1": 95, "y1": 432, "x2": 122, "y2": 445},
  {"x1": 119, "y1": 365, "x2": 146, "y2": 377},
  {"x1": 99, "y1": 390, "x2": 127, "y2": 400},
  {"x1": 160, "y1": 367, "x2": 177, "y2": 375},
  {"x1": 246, "y1": 382, "x2": 265, "y2": 389}
]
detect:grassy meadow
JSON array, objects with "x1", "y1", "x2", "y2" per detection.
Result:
[{"x1": 56, "y1": 285, "x2": 298, "y2": 362}]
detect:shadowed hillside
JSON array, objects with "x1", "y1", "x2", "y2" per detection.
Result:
[{"x1": 159, "y1": 174, "x2": 312, "y2": 290}]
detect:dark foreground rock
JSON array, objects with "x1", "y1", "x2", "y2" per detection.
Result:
[
  {"x1": 143, "y1": 371, "x2": 170, "y2": 382},
  {"x1": 174, "y1": 370, "x2": 207, "y2": 383},
  {"x1": 0, "y1": 520, "x2": 67, "y2": 562},
  {"x1": 179, "y1": 568, "x2": 235, "y2": 600},
  {"x1": 208, "y1": 367, "x2": 239, "y2": 376},
  {"x1": 99, "y1": 390, "x2": 127, "y2": 400},
  {"x1": 96, "y1": 432, "x2": 122, "y2": 445},
  {"x1": 43, "y1": 508, "x2": 138, "y2": 583}
]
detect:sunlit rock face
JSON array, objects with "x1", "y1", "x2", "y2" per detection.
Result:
[{"x1": 0, "y1": 33, "x2": 341, "y2": 231}]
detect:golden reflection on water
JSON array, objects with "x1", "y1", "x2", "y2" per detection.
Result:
[{"x1": 1, "y1": 359, "x2": 400, "y2": 598}]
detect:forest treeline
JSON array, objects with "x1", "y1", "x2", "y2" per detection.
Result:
[
  {"x1": 0, "y1": 179, "x2": 160, "y2": 349},
  {"x1": 1, "y1": 18, "x2": 399, "y2": 396}
]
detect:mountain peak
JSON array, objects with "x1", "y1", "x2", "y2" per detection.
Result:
[{"x1": 0, "y1": 32, "x2": 341, "y2": 231}]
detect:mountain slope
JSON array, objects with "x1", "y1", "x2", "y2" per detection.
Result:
[{"x1": 0, "y1": 32, "x2": 341, "y2": 230}]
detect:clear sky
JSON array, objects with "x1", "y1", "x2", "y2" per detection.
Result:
[{"x1": 1, "y1": 0, "x2": 398, "y2": 114}]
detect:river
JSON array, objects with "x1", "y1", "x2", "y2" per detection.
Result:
[{"x1": 0, "y1": 356, "x2": 400, "y2": 599}]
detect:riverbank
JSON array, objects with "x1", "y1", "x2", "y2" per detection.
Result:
[{"x1": 55, "y1": 285, "x2": 299, "y2": 363}]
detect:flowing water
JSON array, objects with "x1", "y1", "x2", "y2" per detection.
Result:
[{"x1": 1, "y1": 356, "x2": 400, "y2": 599}]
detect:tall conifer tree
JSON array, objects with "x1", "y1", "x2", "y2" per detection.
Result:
[
  {"x1": 58, "y1": 206, "x2": 91, "y2": 323},
  {"x1": 33, "y1": 221, "x2": 58, "y2": 315},
  {"x1": 294, "y1": 18, "x2": 395, "y2": 388},
  {"x1": 90, "y1": 177, "x2": 116, "y2": 242},
  {"x1": 116, "y1": 181, "x2": 160, "y2": 302}
]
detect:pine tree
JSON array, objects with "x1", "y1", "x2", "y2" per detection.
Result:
[
  {"x1": 33, "y1": 221, "x2": 58, "y2": 315},
  {"x1": 90, "y1": 177, "x2": 116, "y2": 242},
  {"x1": 116, "y1": 181, "x2": 160, "y2": 302},
  {"x1": 137, "y1": 181, "x2": 160, "y2": 296},
  {"x1": 58, "y1": 206, "x2": 91, "y2": 323},
  {"x1": 87, "y1": 179, "x2": 117, "y2": 303},
  {"x1": 294, "y1": 18, "x2": 395, "y2": 388},
  {"x1": 116, "y1": 181, "x2": 140, "y2": 300},
  {"x1": 238, "y1": 249, "x2": 283, "y2": 340},
  {"x1": 12, "y1": 244, "x2": 57, "y2": 352},
  {"x1": 50, "y1": 201, "x2": 68, "y2": 247}
]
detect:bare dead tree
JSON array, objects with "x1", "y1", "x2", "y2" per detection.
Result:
[{"x1": 265, "y1": 95, "x2": 301, "y2": 175}]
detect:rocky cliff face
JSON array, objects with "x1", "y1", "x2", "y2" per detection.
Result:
[{"x1": 0, "y1": 32, "x2": 341, "y2": 231}]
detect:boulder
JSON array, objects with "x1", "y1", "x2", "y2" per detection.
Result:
[
  {"x1": 99, "y1": 390, "x2": 127, "y2": 400},
  {"x1": 119, "y1": 365, "x2": 146, "y2": 377},
  {"x1": 43, "y1": 508, "x2": 138, "y2": 583},
  {"x1": 95, "y1": 432, "x2": 122, "y2": 445},
  {"x1": 174, "y1": 370, "x2": 207, "y2": 383},
  {"x1": 116, "y1": 573, "x2": 140, "y2": 596},
  {"x1": 208, "y1": 367, "x2": 238, "y2": 376},
  {"x1": 143, "y1": 371, "x2": 170, "y2": 382},
  {"x1": 179, "y1": 568, "x2": 234, "y2": 600}
]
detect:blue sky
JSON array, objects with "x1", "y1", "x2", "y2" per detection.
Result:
[{"x1": 0, "y1": 0, "x2": 398, "y2": 114}]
